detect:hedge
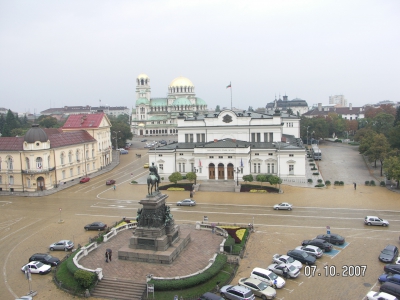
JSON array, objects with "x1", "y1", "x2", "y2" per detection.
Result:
[
  {"x1": 74, "y1": 269, "x2": 97, "y2": 289},
  {"x1": 150, "y1": 254, "x2": 227, "y2": 291}
]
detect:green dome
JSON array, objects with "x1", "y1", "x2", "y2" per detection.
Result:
[
  {"x1": 196, "y1": 97, "x2": 207, "y2": 105},
  {"x1": 136, "y1": 97, "x2": 150, "y2": 106},
  {"x1": 172, "y1": 97, "x2": 192, "y2": 106}
]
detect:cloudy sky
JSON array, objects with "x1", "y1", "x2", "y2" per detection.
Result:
[{"x1": 1, "y1": 0, "x2": 399, "y2": 114}]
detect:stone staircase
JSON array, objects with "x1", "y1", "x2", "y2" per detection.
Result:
[
  {"x1": 91, "y1": 277, "x2": 146, "y2": 300},
  {"x1": 198, "y1": 180, "x2": 236, "y2": 192}
]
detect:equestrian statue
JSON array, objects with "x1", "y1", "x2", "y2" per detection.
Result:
[{"x1": 147, "y1": 162, "x2": 161, "y2": 195}]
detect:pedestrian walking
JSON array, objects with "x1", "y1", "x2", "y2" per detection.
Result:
[
  {"x1": 189, "y1": 191, "x2": 193, "y2": 198},
  {"x1": 283, "y1": 267, "x2": 289, "y2": 279},
  {"x1": 105, "y1": 251, "x2": 109, "y2": 263},
  {"x1": 353, "y1": 182, "x2": 356, "y2": 190},
  {"x1": 113, "y1": 184, "x2": 116, "y2": 191}
]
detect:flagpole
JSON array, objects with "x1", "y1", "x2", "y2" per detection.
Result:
[{"x1": 230, "y1": 82, "x2": 233, "y2": 110}]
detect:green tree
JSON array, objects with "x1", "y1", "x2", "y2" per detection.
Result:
[
  {"x1": 110, "y1": 121, "x2": 133, "y2": 148},
  {"x1": 5, "y1": 110, "x2": 19, "y2": 135},
  {"x1": 394, "y1": 107, "x2": 400, "y2": 126},
  {"x1": 168, "y1": 172, "x2": 183, "y2": 185},
  {"x1": 383, "y1": 156, "x2": 400, "y2": 188},
  {"x1": 242, "y1": 174, "x2": 253, "y2": 182},
  {"x1": 268, "y1": 175, "x2": 282, "y2": 187},
  {"x1": 215, "y1": 105, "x2": 221, "y2": 112},
  {"x1": 255, "y1": 174, "x2": 268, "y2": 188},
  {"x1": 358, "y1": 130, "x2": 377, "y2": 154},
  {"x1": 185, "y1": 172, "x2": 197, "y2": 183},
  {"x1": 372, "y1": 112, "x2": 395, "y2": 136},
  {"x1": 39, "y1": 116, "x2": 58, "y2": 128},
  {"x1": 11, "y1": 128, "x2": 27, "y2": 137},
  {"x1": 364, "y1": 133, "x2": 390, "y2": 174},
  {"x1": 388, "y1": 125, "x2": 400, "y2": 149},
  {"x1": 287, "y1": 108, "x2": 293, "y2": 115}
]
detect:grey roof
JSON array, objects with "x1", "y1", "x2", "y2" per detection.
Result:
[{"x1": 24, "y1": 124, "x2": 48, "y2": 143}]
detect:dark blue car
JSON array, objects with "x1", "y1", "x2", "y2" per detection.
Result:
[{"x1": 379, "y1": 273, "x2": 400, "y2": 285}]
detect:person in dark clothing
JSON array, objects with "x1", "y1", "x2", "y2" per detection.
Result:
[
  {"x1": 105, "y1": 251, "x2": 109, "y2": 263},
  {"x1": 354, "y1": 182, "x2": 357, "y2": 190},
  {"x1": 283, "y1": 267, "x2": 289, "y2": 279}
]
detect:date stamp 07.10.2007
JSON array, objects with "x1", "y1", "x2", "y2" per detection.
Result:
[{"x1": 304, "y1": 265, "x2": 367, "y2": 277}]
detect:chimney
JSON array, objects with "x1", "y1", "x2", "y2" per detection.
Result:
[
  {"x1": 232, "y1": 139, "x2": 236, "y2": 142},
  {"x1": 318, "y1": 103, "x2": 322, "y2": 111},
  {"x1": 349, "y1": 103, "x2": 352, "y2": 110},
  {"x1": 283, "y1": 95, "x2": 288, "y2": 101},
  {"x1": 214, "y1": 139, "x2": 218, "y2": 142}
]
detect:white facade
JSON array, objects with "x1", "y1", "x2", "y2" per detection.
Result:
[
  {"x1": 329, "y1": 95, "x2": 347, "y2": 107},
  {"x1": 149, "y1": 109, "x2": 306, "y2": 183}
]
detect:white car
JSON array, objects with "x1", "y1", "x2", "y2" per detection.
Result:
[
  {"x1": 295, "y1": 245, "x2": 323, "y2": 258},
  {"x1": 366, "y1": 291, "x2": 397, "y2": 300},
  {"x1": 273, "y1": 202, "x2": 292, "y2": 210},
  {"x1": 176, "y1": 199, "x2": 196, "y2": 206},
  {"x1": 364, "y1": 216, "x2": 389, "y2": 226},
  {"x1": 267, "y1": 263, "x2": 300, "y2": 278},
  {"x1": 21, "y1": 261, "x2": 51, "y2": 275},
  {"x1": 272, "y1": 254, "x2": 303, "y2": 269},
  {"x1": 250, "y1": 267, "x2": 285, "y2": 288}
]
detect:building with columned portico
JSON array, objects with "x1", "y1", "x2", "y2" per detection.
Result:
[
  {"x1": 148, "y1": 109, "x2": 307, "y2": 184},
  {"x1": 131, "y1": 74, "x2": 208, "y2": 136}
]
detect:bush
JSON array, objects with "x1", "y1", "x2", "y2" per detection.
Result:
[
  {"x1": 315, "y1": 184, "x2": 325, "y2": 187},
  {"x1": 74, "y1": 269, "x2": 96, "y2": 289},
  {"x1": 182, "y1": 175, "x2": 187, "y2": 180},
  {"x1": 311, "y1": 167, "x2": 317, "y2": 170},
  {"x1": 325, "y1": 180, "x2": 331, "y2": 186},
  {"x1": 130, "y1": 180, "x2": 137, "y2": 184},
  {"x1": 308, "y1": 179, "x2": 313, "y2": 183},
  {"x1": 370, "y1": 180, "x2": 376, "y2": 186},
  {"x1": 317, "y1": 179, "x2": 322, "y2": 183},
  {"x1": 339, "y1": 181, "x2": 344, "y2": 186},
  {"x1": 66, "y1": 252, "x2": 79, "y2": 275},
  {"x1": 150, "y1": 254, "x2": 227, "y2": 290},
  {"x1": 380, "y1": 181, "x2": 386, "y2": 187},
  {"x1": 335, "y1": 139, "x2": 343, "y2": 143},
  {"x1": 309, "y1": 163, "x2": 315, "y2": 166},
  {"x1": 313, "y1": 172, "x2": 319, "y2": 175},
  {"x1": 365, "y1": 180, "x2": 370, "y2": 186},
  {"x1": 308, "y1": 159, "x2": 314, "y2": 162},
  {"x1": 167, "y1": 187, "x2": 185, "y2": 191},
  {"x1": 334, "y1": 181, "x2": 340, "y2": 186}
]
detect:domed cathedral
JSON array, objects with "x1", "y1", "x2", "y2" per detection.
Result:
[{"x1": 132, "y1": 74, "x2": 208, "y2": 136}]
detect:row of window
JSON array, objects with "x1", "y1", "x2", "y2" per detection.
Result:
[
  {"x1": 251, "y1": 132, "x2": 274, "y2": 143},
  {"x1": 185, "y1": 133, "x2": 206, "y2": 143},
  {"x1": 252, "y1": 163, "x2": 294, "y2": 174},
  {"x1": 146, "y1": 129, "x2": 177, "y2": 135}
]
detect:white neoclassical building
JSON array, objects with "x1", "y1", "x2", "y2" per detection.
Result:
[
  {"x1": 149, "y1": 109, "x2": 307, "y2": 184},
  {"x1": 131, "y1": 74, "x2": 208, "y2": 136}
]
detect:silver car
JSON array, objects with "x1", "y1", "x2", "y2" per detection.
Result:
[
  {"x1": 176, "y1": 199, "x2": 196, "y2": 206},
  {"x1": 49, "y1": 240, "x2": 74, "y2": 251},
  {"x1": 364, "y1": 216, "x2": 389, "y2": 226},
  {"x1": 273, "y1": 202, "x2": 292, "y2": 210},
  {"x1": 295, "y1": 245, "x2": 323, "y2": 258},
  {"x1": 267, "y1": 263, "x2": 300, "y2": 278}
]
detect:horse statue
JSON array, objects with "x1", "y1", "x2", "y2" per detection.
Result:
[{"x1": 147, "y1": 172, "x2": 159, "y2": 195}]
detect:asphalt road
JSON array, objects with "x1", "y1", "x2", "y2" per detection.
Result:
[{"x1": 0, "y1": 140, "x2": 398, "y2": 300}]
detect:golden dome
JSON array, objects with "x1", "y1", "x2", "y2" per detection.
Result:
[
  {"x1": 137, "y1": 73, "x2": 149, "y2": 79},
  {"x1": 169, "y1": 76, "x2": 194, "y2": 87}
]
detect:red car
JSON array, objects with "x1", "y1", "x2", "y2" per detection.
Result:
[
  {"x1": 80, "y1": 177, "x2": 90, "y2": 183},
  {"x1": 106, "y1": 179, "x2": 116, "y2": 185}
]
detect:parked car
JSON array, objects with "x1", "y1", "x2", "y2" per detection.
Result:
[
  {"x1": 384, "y1": 264, "x2": 400, "y2": 275},
  {"x1": 380, "y1": 245, "x2": 399, "y2": 263},
  {"x1": 21, "y1": 261, "x2": 51, "y2": 275},
  {"x1": 144, "y1": 163, "x2": 149, "y2": 168},
  {"x1": 84, "y1": 222, "x2": 107, "y2": 231},
  {"x1": 301, "y1": 238, "x2": 333, "y2": 252},
  {"x1": 295, "y1": 245, "x2": 323, "y2": 258},
  {"x1": 106, "y1": 179, "x2": 116, "y2": 185},
  {"x1": 379, "y1": 273, "x2": 400, "y2": 284},
  {"x1": 219, "y1": 285, "x2": 255, "y2": 300},
  {"x1": 238, "y1": 277, "x2": 276, "y2": 299},
  {"x1": 29, "y1": 253, "x2": 60, "y2": 266},
  {"x1": 365, "y1": 216, "x2": 389, "y2": 226},
  {"x1": 198, "y1": 292, "x2": 224, "y2": 300},
  {"x1": 176, "y1": 199, "x2": 196, "y2": 206},
  {"x1": 49, "y1": 240, "x2": 74, "y2": 251},
  {"x1": 366, "y1": 291, "x2": 398, "y2": 300},
  {"x1": 250, "y1": 267, "x2": 285, "y2": 288},
  {"x1": 286, "y1": 249, "x2": 316, "y2": 265},
  {"x1": 273, "y1": 202, "x2": 292, "y2": 210},
  {"x1": 380, "y1": 282, "x2": 400, "y2": 298},
  {"x1": 79, "y1": 177, "x2": 90, "y2": 183},
  {"x1": 141, "y1": 139, "x2": 147, "y2": 142},
  {"x1": 120, "y1": 150, "x2": 128, "y2": 154},
  {"x1": 160, "y1": 140, "x2": 167, "y2": 144},
  {"x1": 395, "y1": 257, "x2": 400, "y2": 265},
  {"x1": 272, "y1": 254, "x2": 303, "y2": 269},
  {"x1": 316, "y1": 233, "x2": 345, "y2": 245},
  {"x1": 267, "y1": 263, "x2": 300, "y2": 278}
]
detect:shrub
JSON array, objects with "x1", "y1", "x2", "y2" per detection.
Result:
[
  {"x1": 182, "y1": 175, "x2": 187, "y2": 180},
  {"x1": 308, "y1": 159, "x2": 314, "y2": 162},
  {"x1": 313, "y1": 172, "x2": 319, "y2": 175},
  {"x1": 308, "y1": 179, "x2": 313, "y2": 183},
  {"x1": 66, "y1": 252, "x2": 79, "y2": 275},
  {"x1": 74, "y1": 269, "x2": 96, "y2": 289},
  {"x1": 150, "y1": 254, "x2": 227, "y2": 290},
  {"x1": 335, "y1": 139, "x2": 343, "y2": 143},
  {"x1": 167, "y1": 187, "x2": 185, "y2": 191},
  {"x1": 380, "y1": 181, "x2": 386, "y2": 187},
  {"x1": 334, "y1": 181, "x2": 340, "y2": 186},
  {"x1": 249, "y1": 189, "x2": 267, "y2": 193},
  {"x1": 315, "y1": 184, "x2": 325, "y2": 187},
  {"x1": 311, "y1": 167, "x2": 317, "y2": 170},
  {"x1": 168, "y1": 172, "x2": 183, "y2": 184},
  {"x1": 309, "y1": 163, "x2": 315, "y2": 166},
  {"x1": 130, "y1": 180, "x2": 137, "y2": 184},
  {"x1": 325, "y1": 180, "x2": 331, "y2": 186},
  {"x1": 370, "y1": 180, "x2": 376, "y2": 186},
  {"x1": 365, "y1": 180, "x2": 370, "y2": 186},
  {"x1": 339, "y1": 181, "x2": 344, "y2": 186},
  {"x1": 317, "y1": 179, "x2": 322, "y2": 183},
  {"x1": 242, "y1": 174, "x2": 254, "y2": 182}
]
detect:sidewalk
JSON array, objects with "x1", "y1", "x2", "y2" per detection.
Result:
[{"x1": 0, "y1": 151, "x2": 120, "y2": 197}]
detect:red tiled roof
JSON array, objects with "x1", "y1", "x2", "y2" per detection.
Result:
[
  {"x1": 43, "y1": 128, "x2": 63, "y2": 135},
  {"x1": 62, "y1": 113, "x2": 105, "y2": 129},
  {"x1": 0, "y1": 137, "x2": 24, "y2": 151},
  {"x1": 0, "y1": 131, "x2": 96, "y2": 151},
  {"x1": 48, "y1": 131, "x2": 96, "y2": 148}
]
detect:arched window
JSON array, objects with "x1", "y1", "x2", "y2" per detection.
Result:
[
  {"x1": 68, "y1": 151, "x2": 73, "y2": 163},
  {"x1": 36, "y1": 157, "x2": 43, "y2": 169},
  {"x1": 141, "y1": 79, "x2": 144, "y2": 85},
  {"x1": 76, "y1": 150, "x2": 80, "y2": 161},
  {"x1": 25, "y1": 157, "x2": 30, "y2": 169},
  {"x1": 86, "y1": 149, "x2": 89, "y2": 159},
  {"x1": 9, "y1": 175, "x2": 14, "y2": 184},
  {"x1": 0, "y1": 175, "x2": 2, "y2": 184},
  {"x1": 7, "y1": 157, "x2": 13, "y2": 170},
  {"x1": 92, "y1": 149, "x2": 95, "y2": 158},
  {"x1": 60, "y1": 152, "x2": 65, "y2": 164}
]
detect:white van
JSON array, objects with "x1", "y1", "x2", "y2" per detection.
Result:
[{"x1": 250, "y1": 267, "x2": 285, "y2": 288}]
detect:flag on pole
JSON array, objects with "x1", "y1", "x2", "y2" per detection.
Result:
[
  {"x1": 199, "y1": 159, "x2": 202, "y2": 167},
  {"x1": 226, "y1": 82, "x2": 231, "y2": 88},
  {"x1": 240, "y1": 158, "x2": 244, "y2": 168}
]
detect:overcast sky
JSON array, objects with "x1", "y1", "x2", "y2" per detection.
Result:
[{"x1": 1, "y1": 0, "x2": 399, "y2": 114}]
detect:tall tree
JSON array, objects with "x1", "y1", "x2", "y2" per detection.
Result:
[
  {"x1": 215, "y1": 105, "x2": 220, "y2": 112},
  {"x1": 394, "y1": 107, "x2": 400, "y2": 126},
  {"x1": 383, "y1": 156, "x2": 400, "y2": 188},
  {"x1": 5, "y1": 109, "x2": 19, "y2": 135},
  {"x1": 388, "y1": 125, "x2": 400, "y2": 149},
  {"x1": 372, "y1": 112, "x2": 395, "y2": 136},
  {"x1": 39, "y1": 116, "x2": 58, "y2": 128}
]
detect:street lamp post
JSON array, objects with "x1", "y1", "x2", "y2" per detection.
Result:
[
  {"x1": 273, "y1": 142, "x2": 283, "y2": 194},
  {"x1": 234, "y1": 167, "x2": 240, "y2": 186},
  {"x1": 306, "y1": 126, "x2": 310, "y2": 147},
  {"x1": 113, "y1": 131, "x2": 121, "y2": 150},
  {"x1": 192, "y1": 167, "x2": 198, "y2": 185}
]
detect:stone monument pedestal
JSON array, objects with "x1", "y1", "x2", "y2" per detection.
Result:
[{"x1": 118, "y1": 192, "x2": 190, "y2": 264}]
